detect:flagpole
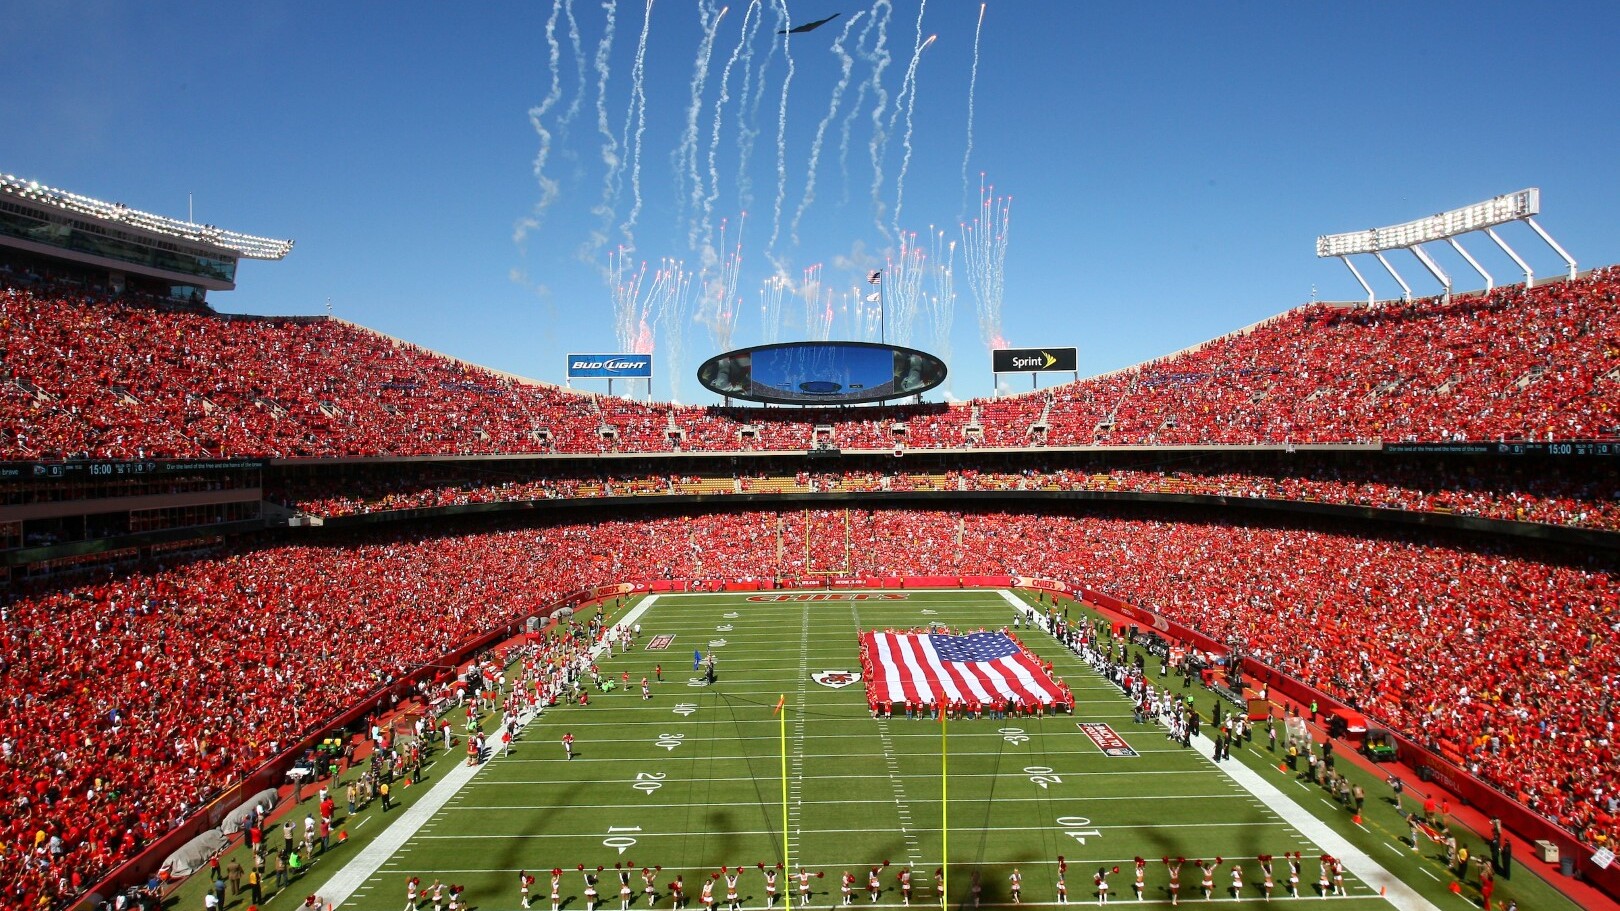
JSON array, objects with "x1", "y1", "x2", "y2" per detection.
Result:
[
  {"x1": 781, "y1": 694, "x2": 791, "y2": 911},
  {"x1": 941, "y1": 705, "x2": 948, "y2": 910}
]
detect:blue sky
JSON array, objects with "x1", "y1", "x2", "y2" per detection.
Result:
[{"x1": 5, "y1": 1, "x2": 1618, "y2": 403}]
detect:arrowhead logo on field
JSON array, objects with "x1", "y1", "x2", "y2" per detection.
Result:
[{"x1": 812, "y1": 670, "x2": 862, "y2": 689}]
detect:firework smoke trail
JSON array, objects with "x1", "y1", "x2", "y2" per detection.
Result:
[
  {"x1": 960, "y1": 175, "x2": 1012, "y2": 351},
  {"x1": 926, "y1": 226, "x2": 957, "y2": 372},
  {"x1": 652, "y1": 258, "x2": 698, "y2": 401},
  {"x1": 701, "y1": 0, "x2": 761, "y2": 260},
  {"x1": 609, "y1": 247, "x2": 650, "y2": 353},
  {"x1": 583, "y1": 0, "x2": 620, "y2": 268},
  {"x1": 560, "y1": 0, "x2": 587, "y2": 130},
  {"x1": 836, "y1": 11, "x2": 878, "y2": 206},
  {"x1": 735, "y1": 0, "x2": 778, "y2": 214},
  {"x1": 882, "y1": 231, "x2": 927, "y2": 347},
  {"x1": 801, "y1": 264, "x2": 823, "y2": 340},
  {"x1": 765, "y1": 0, "x2": 795, "y2": 261},
  {"x1": 890, "y1": 28, "x2": 937, "y2": 240},
  {"x1": 959, "y1": 2, "x2": 984, "y2": 217},
  {"x1": 808, "y1": 287, "x2": 836, "y2": 342},
  {"x1": 619, "y1": 0, "x2": 656, "y2": 251},
  {"x1": 791, "y1": 10, "x2": 864, "y2": 246},
  {"x1": 515, "y1": 0, "x2": 567, "y2": 248},
  {"x1": 863, "y1": 0, "x2": 894, "y2": 243},
  {"x1": 697, "y1": 216, "x2": 747, "y2": 350},
  {"x1": 760, "y1": 273, "x2": 791, "y2": 344},
  {"x1": 676, "y1": 2, "x2": 727, "y2": 246}
]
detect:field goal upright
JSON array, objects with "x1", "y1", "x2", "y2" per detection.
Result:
[{"x1": 805, "y1": 508, "x2": 852, "y2": 576}]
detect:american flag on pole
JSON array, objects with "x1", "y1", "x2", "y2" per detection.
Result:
[
  {"x1": 867, "y1": 270, "x2": 882, "y2": 285},
  {"x1": 862, "y1": 630, "x2": 1064, "y2": 706}
]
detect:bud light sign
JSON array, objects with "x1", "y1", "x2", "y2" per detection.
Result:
[{"x1": 567, "y1": 354, "x2": 653, "y2": 378}]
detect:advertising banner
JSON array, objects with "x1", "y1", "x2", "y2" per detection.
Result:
[
  {"x1": 567, "y1": 354, "x2": 653, "y2": 378},
  {"x1": 992, "y1": 347, "x2": 1077, "y2": 373}
]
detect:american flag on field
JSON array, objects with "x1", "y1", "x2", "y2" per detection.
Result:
[{"x1": 862, "y1": 630, "x2": 1063, "y2": 706}]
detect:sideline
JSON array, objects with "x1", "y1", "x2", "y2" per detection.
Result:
[
  {"x1": 1187, "y1": 720, "x2": 1440, "y2": 910},
  {"x1": 323, "y1": 596, "x2": 662, "y2": 907}
]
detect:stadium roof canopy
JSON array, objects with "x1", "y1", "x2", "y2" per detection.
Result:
[{"x1": 1, "y1": 173, "x2": 293, "y2": 260}]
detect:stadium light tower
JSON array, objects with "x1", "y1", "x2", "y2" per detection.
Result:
[{"x1": 1316, "y1": 188, "x2": 1575, "y2": 304}]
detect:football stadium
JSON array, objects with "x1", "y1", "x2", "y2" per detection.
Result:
[{"x1": 3, "y1": 4, "x2": 1619, "y2": 911}]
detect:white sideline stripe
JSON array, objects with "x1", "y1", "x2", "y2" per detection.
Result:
[
  {"x1": 323, "y1": 597, "x2": 661, "y2": 908},
  {"x1": 1189, "y1": 733, "x2": 1438, "y2": 911}
]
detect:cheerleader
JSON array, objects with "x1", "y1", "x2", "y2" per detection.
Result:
[
  {"x1": 552, "y1": 870, "x2": 564, "y2": 911},
  {"x1": 1198, "y1": 860, "x2": 1217, "y2": 901},
  {"x1": 842, "y1": 871, "x2": 855, "y2": 905},
  {"x1": 868, "y1": 867, "x2": 882, "y2": 904},
  {"x1": 1164, "y1": 858, "x2": 1182, "y2": 907},
  {"x1": 431, "y1": 879, "x2": 445, "y2": 911},
  {"x1": 797, "y1": 868, "x2": 812, "y2": 905},
  {"x1": 1287, "y1": 855, "x2": 1301, "y2": 898},
  {"x1": 899, "y1": 867, "x2": 913, "y2": 906},
  {"x1": 405, "y1": 876, "x2": 420, "y2": 911},
  {"x1": 447, "y1": 885, "x2": 462, "y2": 911},
  {"x1": 970, "y1": 870, "x2": 983, "y2": 909},
  {"x1": 585, "y1": 873, "x2": 600, "y2": 911},
  {"x1": 763, "y1": 868, "x2": 778, "y2": 909},
  {"x1": 1055, "y1": 871, "x2": 1068, "y2": 904},
  {"x1": 1008, "y1": 868, "x2": 1021, "y2": 905},
  {"x1": 521, "y1": 870, "x2": 534, "y2": 909},
  {"x1": 1317, "y1": 858, "x2": 1331, "y2": 898},
  {"x1": 725, "y1": 869, "x2": 741, "y2": 911},
  {"x1": 644, "y1": 867, "x2": 659, "y2": 906},
  {"x1": 700, "y1": 877, "x2": 715, "y2": 911},
  {"x1": 622, "y1": 869, "x2": 635, "y2": 911},
  {"x1": 1331, "y1": 859, "x2": 1345, "y2": 897},
  {"x1": 671, "y1": 876, "x2": 686, "y2": 910},
  {"x1": 934, "y1": 868, "x2": 945, "y2": 904},
  {"x1": 1132, "y1": 858, "x2": 1146, "y2": 902},
  {"x1": 1091, "y1": 867, "x2": 1109, "y2": 906},
  {"x1": 1258, "y1": 857, "x2": 1274, "y2": 902},
  {"x1": 1229, "y1": 864, "x2": 1243, "y2": 901}
]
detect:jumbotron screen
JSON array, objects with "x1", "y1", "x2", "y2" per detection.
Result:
[{"x1": 697, "y1": 341, "x2": 947, "y2": 405}]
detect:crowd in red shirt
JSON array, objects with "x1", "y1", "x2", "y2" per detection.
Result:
[
  {"x1": 5, "y1": 269, "x2": 1618, "y2": 461},
  {"x1": 273, "y1": 459, "x2": 1620, "y2": 531},
  {"x1": 2, "y1": 506, "x2": 1616, "y2": 907}
]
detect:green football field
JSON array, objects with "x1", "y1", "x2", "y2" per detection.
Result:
[{"x1": 176, "y1": 589, "x2": 1581, "y2": 911}]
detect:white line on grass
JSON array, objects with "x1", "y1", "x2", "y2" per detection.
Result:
[
  {"x1": 1188, "y1": 733, "x2": 1440, "y2": 911},
  {"x1": 413, "y1": 821, "x2": 1293, "y2": 840},
  {"x1": 440, "y1": 792, "x2": 1257, "y2": 811},
  {"x1": 321, "y1": 597, "x2": 663, "y2": 908}
]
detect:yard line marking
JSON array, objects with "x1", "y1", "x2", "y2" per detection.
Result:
[
  {"x1": 318, "y1": 597, "x2": 663, "y2": 908},
  {"x1": 439, "y1": 792, "x2": 1261, "y2": 811},
  {"x1": 1384, "y1": 843, "x2": 1403, "y2": 855},
  {"x1": 412, "y1": 821, "x2": 1293, "y2": 840},
  {"x1": 1421, "y1": 869, "x2": 1441, "y2": 882}
]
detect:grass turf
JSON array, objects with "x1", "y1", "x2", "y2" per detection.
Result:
[{"x1": 168, "y1": 589, "x2": 1583, "y2": 911}]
